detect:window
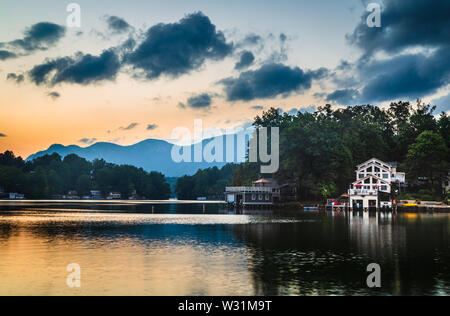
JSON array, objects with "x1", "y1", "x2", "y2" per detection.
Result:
[
  {"x1": 381, "y1": 185, "x2": 388, "y2": 191},
  {"x1": 383, "y1": 174, "x2": 389, "y2": 179},
  {"x1": 252, "y1": 194, "x2": 256, "y2": 201},
  {"x1": 258, "y1": 194, "x2": 263, "y2": 201},
  {"x1": 367, "y1": 167, "x2": 373, "y2": 172},
  {"x1": 265, "y1": 194, "x2": 270, "y2": 201},
  {"x1": 359, "y1": 174, "x2": 364, "y2": 179},
  {"x1": 364, "y1": 178, "x2": 371, "y2": 184},
  {"x1": 375, "y1": 167, "x2": 380, "y2": 172}
]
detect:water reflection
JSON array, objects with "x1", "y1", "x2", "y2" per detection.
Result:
[{"x1": 0, "y1": 202, "x2": 448, "y2": 296}]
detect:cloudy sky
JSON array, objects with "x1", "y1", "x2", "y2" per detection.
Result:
[{"x1": 0, "y1": 0, "x2": 449, "y2": 158}]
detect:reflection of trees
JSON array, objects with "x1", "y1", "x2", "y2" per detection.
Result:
[{"x1": 232, "y1": 213, "x2": 450, "y2": 296}]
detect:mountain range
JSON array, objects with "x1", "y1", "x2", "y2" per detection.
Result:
[{"x1": 26, "y1": 136, "x2": 247, "y2": 177}]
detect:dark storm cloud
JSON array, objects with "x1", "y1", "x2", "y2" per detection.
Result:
[
  {"x1": 326, "y1": 89, "x2": 360, "y2": 105},
  {"x1": 3, "y1": 22, "x2": 65, "y2": 54},
  {"x1": 19, "y1": 13, "x2": 233, "y2": 88},
  {"x1": 47, "y1": 91, "x2": 60, "y2": 100},
  {"x1": 146, "y1": 124, "x2": 158, "y2": 130},
  {"x1": 359, "y1": 47, "x2": 450, "y2": 103},
  {"x1": 6, "y1": 73, "x2": 24, "y2": 83},
  {"x1": 234, "y1": 51, "x2": 255, "y2": 70},
  {"x1": 220, "y1": 63, "x2": 328, "y2": 102},
  {"x1": 0, "y1": 133, "x2": 6, "y2": 137},
  {"x1": 187, "y1": 93, "x2": 212, "y2": 108},
  {"x1": 348, "y1": 0, "x2": 450, "y2": 56},
  {"x1": 125, "y1": 12, "x2": 233, "y2": 79},
  {"x1": 0, "y1": 50, "x2": 17, "y2": 60},
  {"x1": 28, "y1": 50, "x2": 121, "y2": 86},
  {"x1": 250, "y1": 105, "x2": 264, "y2": 110},
  {"x1": 106, "y1": 16, "x2": 132, "y2": 34},
  {"x1": 339, "y1": 0, "x2": 450, "y2": 104}
]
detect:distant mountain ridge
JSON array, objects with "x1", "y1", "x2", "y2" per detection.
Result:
[{"x1": 27, "y1": 137, "x2": 246, "y2": 177}]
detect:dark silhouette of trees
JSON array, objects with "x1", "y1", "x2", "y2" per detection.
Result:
[{"x1": 0, "y1": 152, "x2": 171, "y2": 200}]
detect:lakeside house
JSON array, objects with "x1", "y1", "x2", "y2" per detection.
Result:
[
  {"x1": 90, "y1": 190, "x2": 103, "y2": 200},
  {"x1": 225, "y1": 178, "x2": 296, "y2": 207},
  {"x1": 226, "y1": 179, "x2": 280, "y2": 207},
  {"x1": 107, "y1": 192, "x2": 122, "y2": 200},
  {"x1": 349, "y1": 158, "x2": 406, "y2": 210},
  {"x1": 9, "y1": 193, "x2": 25, "y2": 200}
]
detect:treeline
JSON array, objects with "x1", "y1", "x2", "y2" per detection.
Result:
[
  {"x1": 0, "y1": 152, "x2": 171, "y2": 199},
  {"x1": 176, "y1": 164, "x2": 238, "y2": 200},
  {"x1": 232, "y1": 101, "x2": 449, "y2": 201}
]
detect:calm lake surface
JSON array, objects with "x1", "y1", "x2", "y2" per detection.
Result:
[{"x1": 0, "y1": 201, "x2": 448, "y2": 296}]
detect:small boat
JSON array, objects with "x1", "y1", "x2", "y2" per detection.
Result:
[{"x1": 304, "y1": 206, "x2": 319, "y2": 212}]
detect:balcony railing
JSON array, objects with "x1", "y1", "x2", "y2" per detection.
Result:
[
  {"x1": 348, "y1": 189, "x2": 378, "y2": 196},
  {"x1": 226, "y1": 187, "x2": 279, "y2": 194}
]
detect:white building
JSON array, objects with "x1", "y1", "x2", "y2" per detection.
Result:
[
  {"x1": 107, "y1": 192, "x2": 122, "y2": 200},
  {"x1": 349, "y1": 158, "x2": 406, "y2": 210}
]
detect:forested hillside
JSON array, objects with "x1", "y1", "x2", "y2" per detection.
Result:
[
  {"x1": 232, "y1": 101, "x2": 449, "y2": 201},
  {"x1": 0, "y1": 152, "x2": 171, "y2": 199}
]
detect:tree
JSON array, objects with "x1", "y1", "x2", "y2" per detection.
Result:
[
  {"x1": 0, "y1": 152, "x2": 171, "y2": 200},
  {"x1": 405, "y1": 131, "x2": 449, "y2": 187}
]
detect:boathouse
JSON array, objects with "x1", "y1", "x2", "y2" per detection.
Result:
[
  {"x1": 349, "y1": 158, "x2": 406, "y2": 211},
  {"x1": 225, "y1": 178, "x2": 281, "y2": 207}
]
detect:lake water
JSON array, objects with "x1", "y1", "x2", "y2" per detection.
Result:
[{"x1": 0, "y1": 201, "x2": 448, "y2": 296}]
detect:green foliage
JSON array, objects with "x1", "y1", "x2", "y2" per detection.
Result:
[
  {"x1": 318, "y1": 182, "x2": 337, "y2": 202},
  {"x1": 405, "y1": 130, "x2": 449, "y2": 186},
  {"x1": 176, "y1": 164, "x2": 238, "y2": 200},
  {"x1": 232, "y1": 100, "x2": 449, "y2": 201},
  {"x1": 231, "y1": 163, "x2": 260, "y2": 186},
  {"x1": 0, "y1": 151, "x2": 170, "y2": 200}
]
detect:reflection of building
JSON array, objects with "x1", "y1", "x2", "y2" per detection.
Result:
[{"x1": 349, "y1": 158, "x2": 406, "y2": 210}]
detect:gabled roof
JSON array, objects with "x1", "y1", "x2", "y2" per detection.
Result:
[
  {"x1": 356, "y1": 158, "x2": 394, "y2": 170},
  {"x1": 352, "y1": 174, "x2": 391, "y2": 186},
  {"x1": 357, "y1": 158, "x2": 386, "y2": 167}
]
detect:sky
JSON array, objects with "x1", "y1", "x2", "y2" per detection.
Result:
[{"x1": 0, "y1": 0, "x2": 449, "y2": 158}]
